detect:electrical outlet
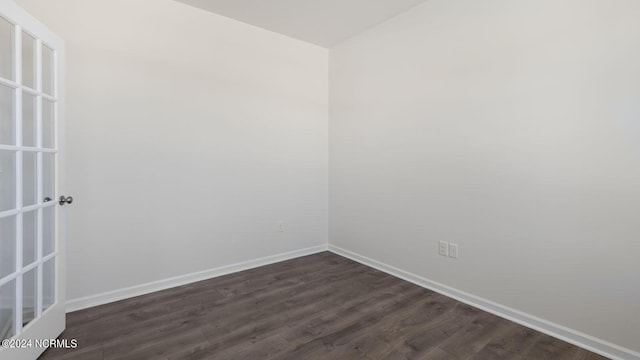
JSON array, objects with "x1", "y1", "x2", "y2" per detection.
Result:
[
  {"x1": 449, "y1": 243, "x2": 459, "y2": 259},
  {"x1": 278, "y1": 222, "x2": 285, "y2": 232},
  {"x1": 438, "y1": 241, "x2": 449, "y2": 256}
]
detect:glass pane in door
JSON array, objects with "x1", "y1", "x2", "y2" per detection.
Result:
[
  {"x1": 23, "y1": 210, "x2": 37, "y2": 266},
  {"x1": 42, "y1": 206, "x2": 54, "y2": 256},
  {"x1": 22, "y1": 92, "x2": 37, "y2": 147},
  {"x1": 0, "y1": 84, "x2": 14, "y2": 145},
  {"x1": 43, "y1": 259, "x2": 55, "y2": 312},
  {"x1": 0, "y1": 215, "x2": 16, "y2": 278},
  {"x1": 43, "y1": 152, "x2": 55, "y2": 200},
  {"x1": 23, "y1": 151, "x2": 37, "y2": 206},
  {"x1": 21, "y1": 31, "x2": 36, "y2": 89},
  {"x1": 42, "y1": 45, "x2": 54, "y2": 96},
  {"x1": 0, "y1": 150, "x2": 16, "y2": 212},
  {"x1": 43, "y1": 99, "x2": 54, "y2": 148},
  {"x1": 0, "y1": 279, "x2": 16, "y2": 340},
  {"x1": 22, "y1": 268, "x2": 37, "y2": 326},
  {"x1": 0, "y1": 16, "x2": 12, "y2": 81}
]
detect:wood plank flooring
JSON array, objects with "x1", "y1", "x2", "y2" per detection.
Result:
[{"x1": 38, "y1": 252, "x2": 608, "y2": 360}]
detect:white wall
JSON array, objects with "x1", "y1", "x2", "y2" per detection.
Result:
[
  {"x1": 330, "y1": 0, "x2": 640, "y2": 354},
  {"x1": 15, "y1": 0, "x2": 328, "y2": 302}
]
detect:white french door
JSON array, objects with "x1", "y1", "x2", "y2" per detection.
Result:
[{"x1": 0, "y1": 1, "x2": 66, "y2": 360}]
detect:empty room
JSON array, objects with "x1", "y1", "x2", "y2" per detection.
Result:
[{"x1": 0, "y1": 0, "x2": 639, "y2": 359}]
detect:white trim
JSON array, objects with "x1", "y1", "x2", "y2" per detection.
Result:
[
  {"x1": 0, "y1": 208, "x2": 19, "y2": 219},
  {"x1": 328, "y1": 244, "x2": 640, "y2": 360},
  {"x1": 66, "y1": 244, "x2": 329, "y2": 313},
  {"x1": 0, "y1": 272, "x2": 18, "y2": 287},
  {"x1": 0, "y1": 145, "x2": 57, "y2": 152},
  {"x1": 0, "y1": 76, "x2": 18, "y2": 88}
]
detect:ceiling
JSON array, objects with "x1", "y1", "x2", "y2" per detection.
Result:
[{"x1": 174, "y1": 0, "x2": 429, "y2": 47}]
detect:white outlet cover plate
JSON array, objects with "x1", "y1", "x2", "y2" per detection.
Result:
[
  {"x1": 438, "y1": 241, "x2": 449, "y2": 256},
  {"x1": 449, "y1": 243, "x2": 458, "y2": 259}
]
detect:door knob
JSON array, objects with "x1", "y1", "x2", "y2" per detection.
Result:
[{"x1": 59, "y1": 196, "x2": 73, "y2": 205}]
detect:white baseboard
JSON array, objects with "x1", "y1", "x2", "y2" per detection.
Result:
[
  {"x1": 66, "y1": 244, "x2": 328, "y2": 313},
  {"x1": 328, "y1": 244, "x2": 640, "y2": 360}
]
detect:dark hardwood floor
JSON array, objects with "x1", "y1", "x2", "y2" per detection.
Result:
[{"x1": 39, "y1": 252, "x2": 608, "y2": 360}]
